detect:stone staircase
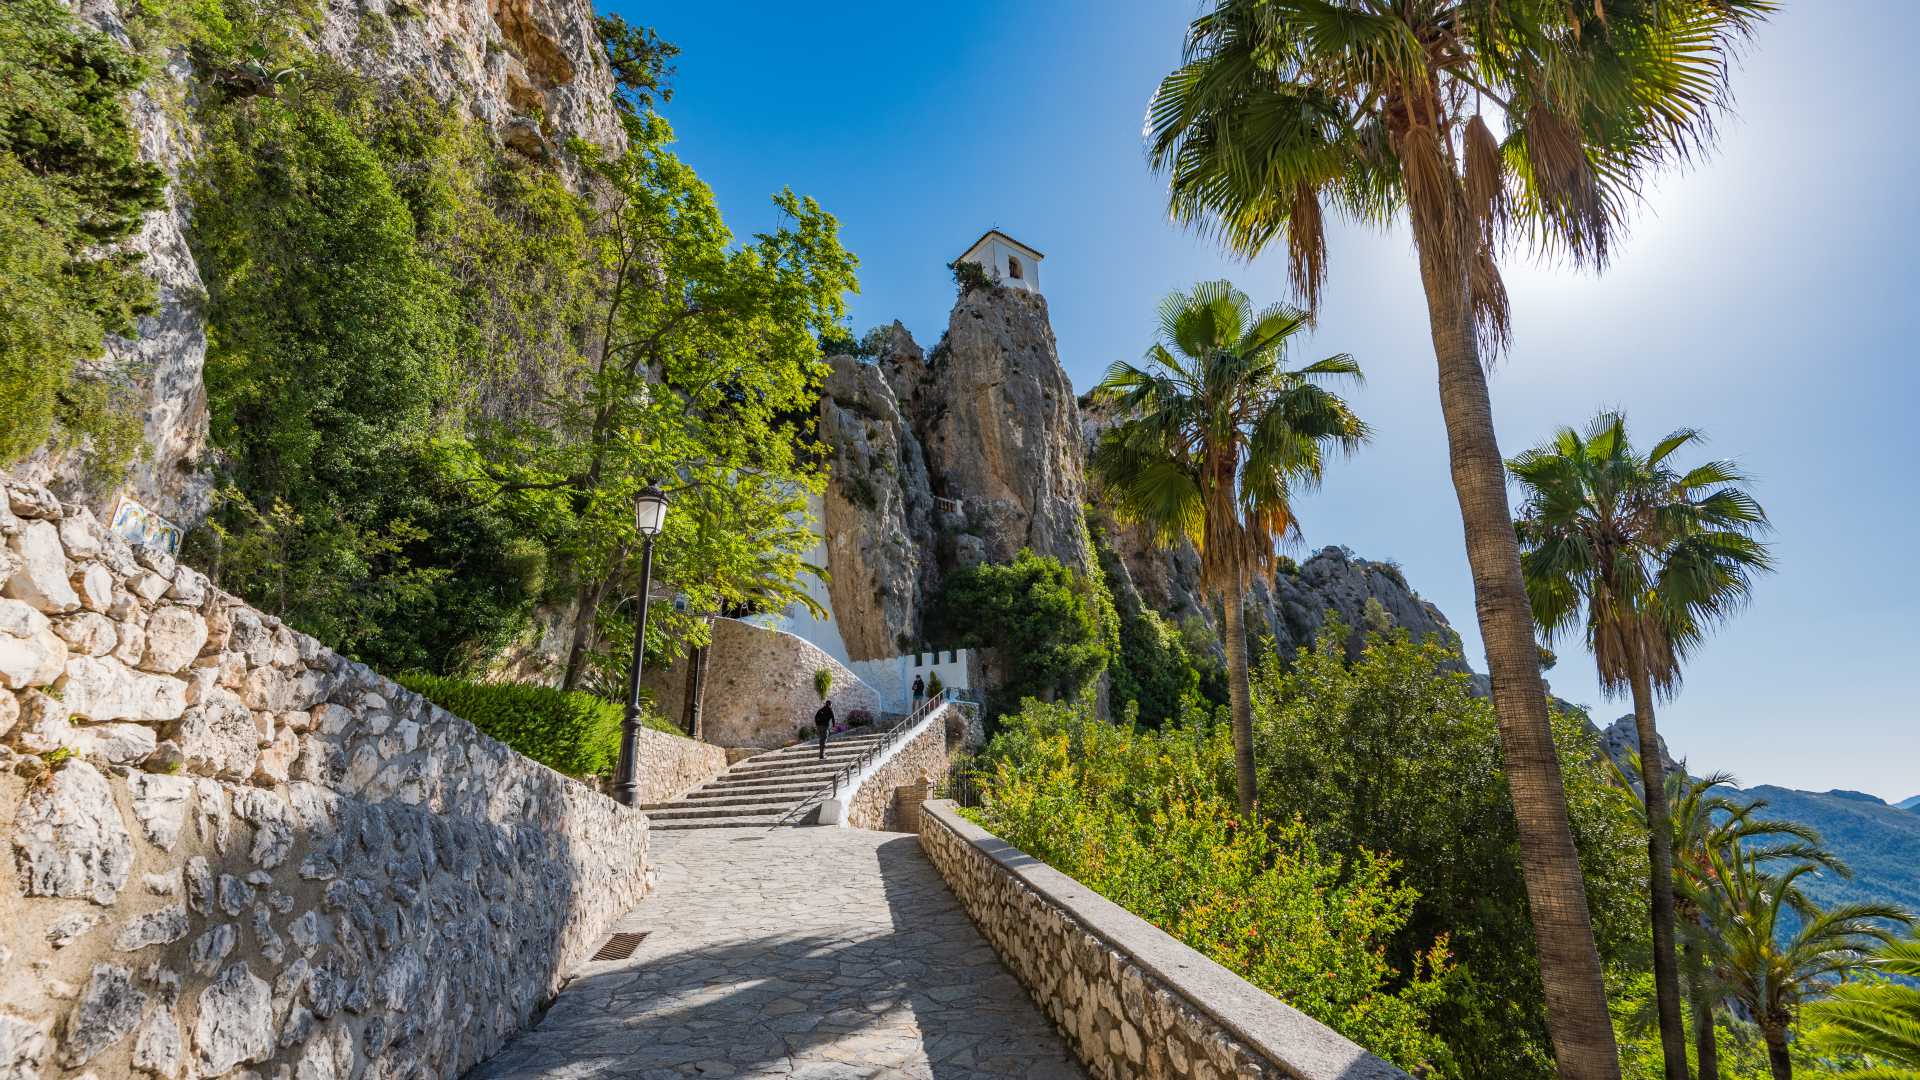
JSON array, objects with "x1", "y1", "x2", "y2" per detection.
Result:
[{"x1": 640, "y1": 733, "x2": 888, "y2": 830}]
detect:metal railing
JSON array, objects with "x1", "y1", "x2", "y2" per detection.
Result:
[{"x1": 821, "y1": 688, "x2": 969, "y2": 804}]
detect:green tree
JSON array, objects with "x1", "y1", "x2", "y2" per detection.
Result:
[
  {"x1": 1145, "y1": 5, "x2": 1775, "y2": 1073},
  {"x1": 1090, "y1": 524, "x2": 1200, "y2": 728},
  {"x1": 973, "y1": 697, "x2": 1453, "y2": 1073},
  {"x1": 0, "y1": 0, "x2": 166, "y2": 474},
  {"x1": 1612, "y1": 764, "x2": 1839, "y2": 1080},
  {"x1": 932, "y1": 549, "x2": 1112, "y2": 716},
  {"x1": 1804, "y1": 931, "x2": 1920, "y2": 1080},
  {"x1": 1089, "y1": 281, "x2": 1364, "y2": 815},
  {"x1": 1690, "y1": 844, "x2": 1912, "y2": 1080},
  {"x1": 1513, "y1": 412, "x2": 1776, "y2": 1075},
  {"x1": 1254, "y1": 620, "x2": 1645, "y2": 1078},
  {"x1": 483, "y1": 109, "x2": 855, "y2": 692}
]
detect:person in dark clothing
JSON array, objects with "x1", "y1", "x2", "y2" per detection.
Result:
[
  {"x1": 911, "y1": 675, "x2": 926, "y2": 709},
  {"x1": 814, "y1": 700, "x2": 835, "y2": 761}
]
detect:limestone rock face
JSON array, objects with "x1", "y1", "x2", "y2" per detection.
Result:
[
  {"x1": 11, "y1": 761, "x2": 136, "y2": 905},
  {"x1": 819, "y1": 348, "x2": 938, "y2": 660},
  {"x1": 922, "y1": 287, "x2": 1091, "y2": 574},
  {"x1": 22, "y1": 0, "x2": 625, "y2": 525}
]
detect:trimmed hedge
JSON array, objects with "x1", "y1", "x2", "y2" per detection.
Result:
[{"x1": 395, "y1": 673, "x2": 682, "y2": 779}]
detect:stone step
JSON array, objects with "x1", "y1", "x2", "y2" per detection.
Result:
[
  {"x1": 722, "y1": 763, "x2": 850, "y2": 782},
  {"x1": 651, "y1": 813, "x2": 809, "y2": 831},
  {"x1": 683, "y1": 781, "x2": 823, "y2": 799},
  {"x1": 640, "y1": 791, "x2": 812, "y2": 810},
  {"x1": 646, "y1": 801, "x2": 806, "y2": 821}
]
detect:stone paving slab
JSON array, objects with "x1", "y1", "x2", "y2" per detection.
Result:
[{"x1": 467, "y1": 827, "x2": 1085, "y2": 1080}]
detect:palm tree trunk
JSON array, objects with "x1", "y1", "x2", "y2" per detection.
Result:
[
  {"x1": 1630, "y1": 654, "x2": 1691, "y2": 1080},
  {"x1": 1409, "y1": 194, "x2": 1621, "y2": 1080},
  {"x1": 1221, "y1": 589, "x2": 1257, "y2": 817},
  {"x1": 1761, "y1": 1025, "x2": 1792, "y2": 1080},
  {"x1": 1685, "y1": 939, "x2": 1720, "y2": 1080}
]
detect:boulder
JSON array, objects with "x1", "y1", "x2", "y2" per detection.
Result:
[
  {"x1": 0, "y1": 597, "x2": 69, "y2": 688},
  {"x1": 58, "y1": 655, "x2": 189, "y2": 723},
  {"x1": 170, "y1": 686, "x2": 261, "y2": 779},
  {"x1": 11, "y1": 760, "x2": 135, "y2": 904},
  {"x1": 53, "y1": 610, "x2": 118, "y2": 656},
  {"x1": 4, "y1": 520, "x2": 81, "y2": 613},
  {"x1": 72, "y1": 562, "x2": 114, "y2": 612},
  {"x1": 192, "y1": 963, "x2": 274, "y2": 1074},
  {"x1": 140, "y1": 605, "x2": 208, "y2": 674}
]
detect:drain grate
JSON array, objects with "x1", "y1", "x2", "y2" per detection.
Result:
[{"x1": 591, "y1": 932, "x2": 649, "y2": 961}]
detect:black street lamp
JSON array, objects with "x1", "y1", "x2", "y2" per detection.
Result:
[{"x1": 616, "y1": 485, "x2": 670, "y2": 807}]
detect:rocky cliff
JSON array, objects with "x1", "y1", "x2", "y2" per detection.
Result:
[
  {"x1": 19, "y1": 0, "x2": 622, "y2": 527},
  {"x1": 818, "y1": 287, "x2": 1096, "y2": 662}
]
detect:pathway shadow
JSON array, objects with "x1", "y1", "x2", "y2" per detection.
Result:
[{"x1": 465, "y1": 832, "x2": 1081, "y2": 1079}]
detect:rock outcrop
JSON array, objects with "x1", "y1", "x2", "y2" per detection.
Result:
[
  {"x1": 816, "y1": 289, "x2": 1098, "y2": 664},
  {"x1": 921, "y1": 287, "x2": 1091, "y2": 574},
  {"x1": 818, "y1": 347, "x2": 938, "y2": 661},
  {"x1": 21, "y1": 0, "x2": 623, "y2": 528}
]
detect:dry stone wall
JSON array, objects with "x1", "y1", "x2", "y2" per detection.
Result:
[
  {"x1": 843, "y1": 715, "x2": 945, "y2": 832},
  {"x1": 626, "y1": 727, "x2": 727, "y2": 807},
  {"x1": 919, "y1": 802, "x2": 1411, "y2": 1080},
  {"x1": 0, "y1": 476, "x2": 650, "y2": 1079}
]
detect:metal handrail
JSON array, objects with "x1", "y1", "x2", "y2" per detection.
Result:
[{"x1": 814, "y1": 688, "x2": 968, "y2": 808}]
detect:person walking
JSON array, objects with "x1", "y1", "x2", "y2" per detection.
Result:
[
  {"x1": 814, "y1": 699, "x2": 835, "y2": 761},
  {"x1": 911, "y1": 675, "x2": 926, "y2": 711}
]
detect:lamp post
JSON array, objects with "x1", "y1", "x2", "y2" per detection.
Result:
[{"x1": 616, "y1": 485, "x2": 670, "y2": 807}]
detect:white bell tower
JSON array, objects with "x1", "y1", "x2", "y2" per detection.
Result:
[{"x1": 955, "y1": 229, "x2": 1044, "y2": 294}]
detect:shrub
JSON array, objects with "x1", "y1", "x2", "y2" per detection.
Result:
[
  {"x1": 972, "y1": 698, "x2": 1452, "y2": 1073},
  {"x1": 813, "y1": 667, "x2": 833, "y2": 699},
  {"x1": 845, "y1": 708, "x2": 875, "y2": 729},
  {"x1": 396, "y1": 673, "x2": 681, "y2": 779},
  {"x1": 926, "y1": 671, "x2": 944, "y2": 698},
  {"x1": 947, "y1": 258, "x2": 992, "y2": 294}
]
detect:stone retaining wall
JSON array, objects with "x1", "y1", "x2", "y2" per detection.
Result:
[
  {"x1": 0, "y1": 476, "x2": 650, "y2": 1079},
  {"x1": 918, "y1": 801, "x2": 1412, "y2": 1080},
  {"x1": 644, "y1": 617, "x2": 880, "y2": 750},
  {"x1": 627, "y1": 727, "x2": 727, "y2": 807},
  {"x1": 843, "y1": 715, "x2": 945, "y2": 832}
]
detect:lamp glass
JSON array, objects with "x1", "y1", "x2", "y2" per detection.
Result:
[{"x1": 634, "y1": 487, "x2": 669, "y2": 537}]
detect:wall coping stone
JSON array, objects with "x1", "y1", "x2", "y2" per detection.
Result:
[{"x1": 921, "y1": 800, "x2": 1412, "y2": 1080}]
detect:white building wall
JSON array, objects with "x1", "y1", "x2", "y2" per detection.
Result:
[{"x1": 959, "y1": 236, "x2": 1041, "y2": 294}]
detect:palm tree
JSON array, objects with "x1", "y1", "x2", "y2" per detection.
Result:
[
  {"x1": 1804, "y1": 931, "x2": 1920, "y2": 1080},
  {"x1": 1513, "y1": 412, "x2": 1774, "y2": 1074},
  {"x1": 1689, "y1": 843, "x2": 1911, "y2": 1080},
  {"x1": 1615, "y1": 760, "x2": 1839, "y2": 1080},
  {"x1": 1144, "y1": 5, "x2": 1774, "y2": 1074},
  {"x1": 1090, "y1": 281, "x2": 1365, "y2": 815}
]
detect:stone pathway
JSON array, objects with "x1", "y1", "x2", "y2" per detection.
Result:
[{"x1": 468, "y1": 826, "x2": 1085, "y2": 1080}]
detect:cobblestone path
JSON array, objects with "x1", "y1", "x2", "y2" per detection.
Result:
[{"x1": 468, "y1": 827, "x2": 1085, "y2": 1080}]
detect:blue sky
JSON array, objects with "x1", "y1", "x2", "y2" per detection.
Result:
[{"x1": 613, "y1": 0, "x2": 1920, "y2": 801}]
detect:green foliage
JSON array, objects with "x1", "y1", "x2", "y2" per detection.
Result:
[
  {"x1": 396, "y1": 672, "x2": 679, "y2": 779},
  {"x1": 0, "y1": 0, "x2": 165, "y2": 473},
  {"x1": 931, "y1": 550, "x2": 1111, "y2": 718},
  {"x1": 1609, "y1": 972, "x2": 1819, "y2": 1080},
  {"x1": 946, "y1": 258, "x2": 991, "y2": 294},
  {"x1": 185, "y1": 76, "x2": 558, "y2": 674},
  {"x1": 925, "y1": 671, "x2": 943, "y2": 698},
  {"x1": 970, "y1": 698, "x2": 1454, "y2": 1073},
  {"x1": 595, "y1": 14, "x2": 677, "y2": 117},
  {"x1": 1804, "y1": 931, "x2": 1920, "y2": 1079},
  {"x1": 483, "y1": 110, "x2": 856, "y2": 690},
  {"x1": 813, "y1": 667, "x2": 832, "y2": 700},
  {"x1": 1089, "y1": 519, "x2": 1199, "y2": 727},
  {"x1": 1251, "y1": 619, "x2": 1648, "y2": 1079}
]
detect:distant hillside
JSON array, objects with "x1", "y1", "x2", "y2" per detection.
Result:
[
  {"x1": 1897, "y1": 795, "x2": 1920, "y2": 812},
  {"x1": 1741, "y1": 786, "x2": 1920, "y2": 916}
]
